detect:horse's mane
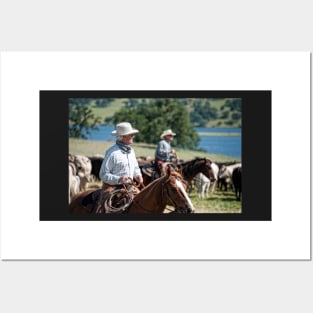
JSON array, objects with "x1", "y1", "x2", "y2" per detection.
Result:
[
  {"x1": 141, "y1": 169, "x2": 184, "y2": 192},
  {"x1": 128, "y1": 167, "x2": 188, "y2": 213},
  {"x1": 180, "y1": 157, "x2": 208, "y2": 166},
  {"x1": 179, "y1": 158, "x2": 206, "y2": 172},
  {"x1": 177, "y1": 157, "x2": 214, "y2": 183}
]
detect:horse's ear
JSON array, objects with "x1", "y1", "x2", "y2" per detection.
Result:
[{"x1": 206, "y1": 158, "x2": 212, "y2": 165}]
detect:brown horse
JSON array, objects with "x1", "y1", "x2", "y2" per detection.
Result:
[
  {"x1": 178, "y1": 157, "x2": 216, "y2": 184},
  {"x1": 140, "y1": 160, "x2": 179, "y2": 186},
  {"x1": 69, "y1": 166, "x2": 195, "y2": 214},
  {"x1": 141, "y1": 157, "x2": 216, "y2": 189}
]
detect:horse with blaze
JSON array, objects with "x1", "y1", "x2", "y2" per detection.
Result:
[{"x1": 69, "y1": 165, "x2": 195, "y2": 214}]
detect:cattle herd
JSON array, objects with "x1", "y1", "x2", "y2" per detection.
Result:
[{"x1": 68, "y1": 153, "x2": 242, "y2": 204}]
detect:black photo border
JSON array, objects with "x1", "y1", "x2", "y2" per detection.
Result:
[{"x1": 40, "y1": 90, "x2": 271, "y2": 221}]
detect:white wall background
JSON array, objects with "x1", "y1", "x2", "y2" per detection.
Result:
[{"x1": 0, "y1": 1, "x2": 312, "y2": 313}]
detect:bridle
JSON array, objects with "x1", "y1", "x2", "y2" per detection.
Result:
[
  {"x1": 131, "y1": 175, "x2": 193, "y2": 213},
  {"x1": 162, "y1": 176, "x2": 193, "y2": 213}
]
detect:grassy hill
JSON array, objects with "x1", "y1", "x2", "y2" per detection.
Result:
[
  {"x1": 204, "y1": 98, "x2": 241, "y2": 128},
  {"x1": 89, "y1": 98, "x2": 126, "y2": 122}
]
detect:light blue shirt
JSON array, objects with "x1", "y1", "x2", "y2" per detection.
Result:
[
  {"x1": 155, "y1": 139, "x2": 172, "y2": 161},
  {"x1": 99, "y1": 143, "x2": 142, "y2": 185}
]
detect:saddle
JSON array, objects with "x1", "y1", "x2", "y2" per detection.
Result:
[
  {"x1": 141, "y1": 165, "x2": 154, "y2": 177},
  {"x1": 141, "y1": 165, "x2": 161, "y2": 181}
]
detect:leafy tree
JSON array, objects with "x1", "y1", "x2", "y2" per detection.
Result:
[
  {"x1": 221, "y1": 110, "x2": 230, "y2": 119},
  {"x1": 225, "y1": 98, "x2": 242, "y2": 111},
  {"x1": 231, "y1": 112, "x2": 241, "y2": 120},
  {"x1": 225, "y1": 120, "x2": 234, "y2": 126},
  {"x1": 190, "y1": 100, "x2": 217, "y2": 126},
  {"x1": 69, "y1": 99, "x2": 102, "y2": 139},
  {"x1": 112, "y1": 99, "x2": 199, "y2": 149},
  {"x1": 95, "y1": 98, "x2": 114, "y2": 107}
]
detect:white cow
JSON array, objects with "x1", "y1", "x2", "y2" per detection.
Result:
[
  {"x1": 68, "y1": 154, "x2": 92, "y2": 203},
  {"x1": 68, "y1": 162, "x2": 80, "y2": 203},
  {"x1": 71, "y1": 154, "x2": 92, "y2": 182}
]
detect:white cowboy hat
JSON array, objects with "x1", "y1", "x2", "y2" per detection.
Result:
[
  {"x1": 160, "y1": 129, "x2": 176, "y2": 139},
  {"x1": 112, "y1": 122, "x2": 139, "y2": 136}
]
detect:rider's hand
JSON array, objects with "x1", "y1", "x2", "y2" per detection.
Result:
[
  {"x1": 135, "y1": 175, "x2": 143, "y2": 185},
  {"x1": 119, "y1": 176, "x2": 131, "y2": 184}
]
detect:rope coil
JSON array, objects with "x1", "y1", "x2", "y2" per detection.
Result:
[{"x1": 103, "y1": 184, "x2": 140, "y2": 214}]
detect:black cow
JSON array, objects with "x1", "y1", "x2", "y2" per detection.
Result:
[
  {"x1": 232, "y1": 166, "x2": 242, "y2": 201},
  {"x1": 88, "y1": 156, "x2": 104, "y2": 180}
]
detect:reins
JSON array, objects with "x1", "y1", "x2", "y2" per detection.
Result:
[
  {"x1": 96, "y1": 173, "x2": 190, "y2": 214},
  {"x1": 162, "y1": 176, "x2": 190, "y2": 213},
  {"x1": 131, "y1": 177, "x2": 168, "y2": 213},
  {"x1": 162, "y1": 178, "x2": 180, "y2": 212},
  {"x1": 131, "y1": 176, "x2": 180, "y2": 213}
]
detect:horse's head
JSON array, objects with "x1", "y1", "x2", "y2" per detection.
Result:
[
  {"x1": 201, "y1": 158, "x2": 216, "y2": 182},
  {"x1": 162, "y1": 165, "x2": 195, "y2": 213}
]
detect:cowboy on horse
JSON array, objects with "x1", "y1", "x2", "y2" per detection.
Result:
[
  {"x1": 95, "y1": 122, "x2": 143, "y2": 213},
  {"x1": 154, "y1": 129, "x2": 178, "y2": 178}
]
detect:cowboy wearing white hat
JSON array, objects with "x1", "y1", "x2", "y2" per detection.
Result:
[
  {"x1": 160, "y1": 129, "x2": 176, "y2": 139},
  {"x1": 111, "y1": 122, "x2": 139, "y2": 137},
  {"x1": 99, "y1": 122, "x2": 143, "y2": 187},
  {"x1": 154, "y1": 129, "x2": 177, "y2": 177}
]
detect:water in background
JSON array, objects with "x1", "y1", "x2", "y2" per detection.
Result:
[
  {"x1": 80, "y1": 125, "x2": 241, "y2": 159},
  {"x1": 195, "y1": 127, "x2": 241, "y2": 159}
]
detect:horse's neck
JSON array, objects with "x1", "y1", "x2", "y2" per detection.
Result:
[
  {"x1": 183, "y1": 160, "x2": 204, "y2": 180},
  {"x1": 128, "y1": 178, "x2": 166, "y2": 213}
]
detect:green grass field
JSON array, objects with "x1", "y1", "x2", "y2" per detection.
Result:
[
  {"x1": 188, "y1": 190, "x2": 241, "y2": 213},
  {"x1": 69, "y1": 138, "x2": 240, "y2": 163}
]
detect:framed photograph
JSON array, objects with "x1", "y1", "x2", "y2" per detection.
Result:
[
  {"x1": 40, "y1": 90, "x2": 271, "y2": 221},
  {"x1": 1, "y1": 52, "x2": 310, "y2": 260}
]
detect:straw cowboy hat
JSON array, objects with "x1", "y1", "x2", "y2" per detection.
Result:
[
  {"x1": 112, "y1": 122, "x2": 139, "y2": 136},
  {"x1": 160, "y1": 129, "x2": 176, "y2": 139}
]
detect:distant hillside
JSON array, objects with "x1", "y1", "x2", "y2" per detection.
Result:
[{"x1": 85, "y1": 97, "x2": 241, "y2": 128}]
